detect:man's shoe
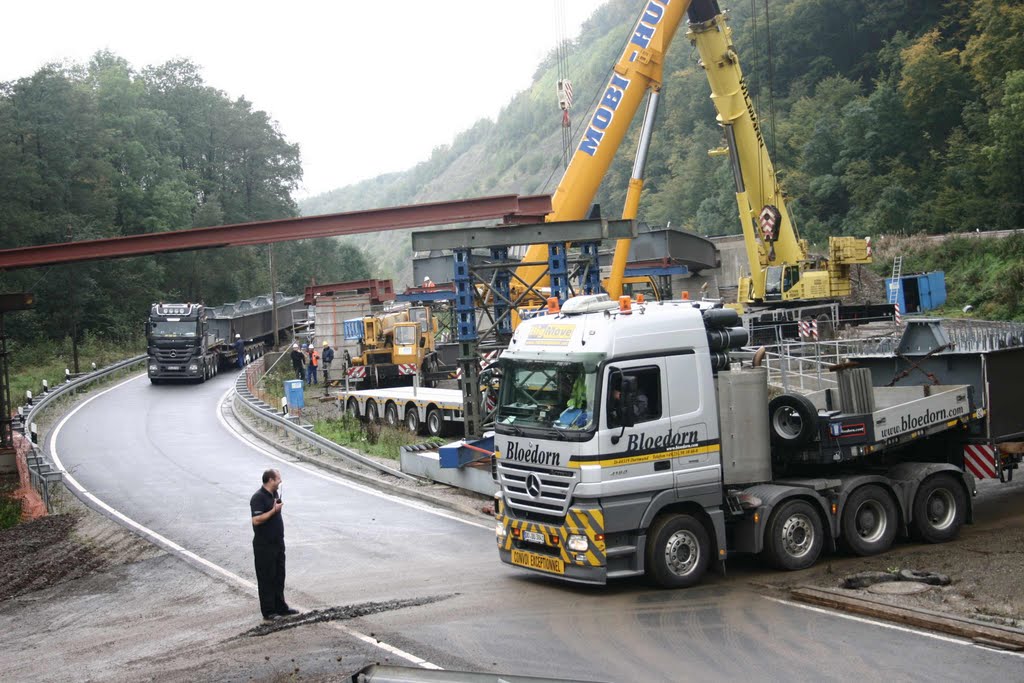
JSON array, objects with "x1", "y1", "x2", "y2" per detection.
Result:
[
  {"x1": 279, "y1": 608, "x2": 300, "y2": 616},
  {"x1": 263, "y1": 614, "x2": 280, "y2": 622}
]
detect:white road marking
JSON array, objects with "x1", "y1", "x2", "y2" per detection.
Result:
[
  {"x1": 763, "y1": 596, "x2": 1024, "y2": 658},
  {"x1": 48, "y1": 371, "x2": 443, "y2": 669}
]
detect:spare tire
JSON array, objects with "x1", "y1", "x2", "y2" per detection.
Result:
[{"x1": 768, "y1": 394, "x2": 818, "y2": 448}]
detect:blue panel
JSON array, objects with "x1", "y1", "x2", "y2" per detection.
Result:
[
  {"x1": 548, "y1": 242, "x2": 568, "y2": 303},
  {"x1": 454, "y1": 249, "x2": 477, "y2": 342},
  {"x1": 283, "y1": 379, "x2": 305, "y2": 408},
  {"x1": 344, "y1": 318, "x2": 364, "y2": 341},
  {"x1": 438, "y1": 434, "x2": 495, "y2": 468},
  {"x1": 929, "y1": 272, "x2": 947, "y2": 309}
]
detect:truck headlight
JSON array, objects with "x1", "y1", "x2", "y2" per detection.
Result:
[
  {"x1": 567, "y1": 534, "x2": 588, "y2": 552},
  {"x1": 149, "y1": 364, "x2": 158, "y2": 372},
  {"x1": 188, "y1": 363, "x2": 199, "y2": 371},
  {"x1": 495, "y1": 522, "x2": 507, "y2": 539}
]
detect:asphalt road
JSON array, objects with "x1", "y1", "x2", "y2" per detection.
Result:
[{"x1": 50, "y1": 370, "x2": 1023, "y2": 681}]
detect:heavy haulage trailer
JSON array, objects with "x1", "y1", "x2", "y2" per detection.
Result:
[
  {"x1": 492, "y1": 294, "x2": 1021, "y2": 587},
  {"x1": 147, "y1": 294, "x2": 304, "y2": 384}
]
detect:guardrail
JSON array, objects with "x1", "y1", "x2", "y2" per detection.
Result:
[
  {"x1": 233, "y1": 359, "x2": 418, "y2": 482},
  {"x1": 16, "y1": 354, "x2": 147, "y2": 511}
]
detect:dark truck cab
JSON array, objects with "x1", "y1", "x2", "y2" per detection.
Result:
[{"x1": 147, "y1": 303, "x2": 218, "y2": 383}]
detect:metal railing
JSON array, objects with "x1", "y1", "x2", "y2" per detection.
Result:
[
  {"x1": 17, "y1": 354, "x2": 147, "y2": 511},
  {"x1": 233, "y1": 358, "x2": 419, "y2": 482}
]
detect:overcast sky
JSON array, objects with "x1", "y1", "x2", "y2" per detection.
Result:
[{"x1": 2, "y1": 1, "x2": 609, "y2": 199}]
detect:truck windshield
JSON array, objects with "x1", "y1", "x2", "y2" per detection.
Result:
[
  {"x1": 150, "y1": 321, "x2": 198, "y2": 338},
  {"x1": 498, "y1": 360, "x2": 597, "y2": 432},
  {"x1": 395, "y1": 325, "x2": 417, "y2": 346}
]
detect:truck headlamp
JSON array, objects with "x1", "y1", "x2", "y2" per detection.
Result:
[
  {"x1": 495, "y1": 522, "x2": 507, "y2": 539},
  {"x1": 188, "y1": 363, "x2": 199, "y2": 371},
  {"x1": 567, "y1": 534, "x2": 588, "y2": 552},
  {"x1": 149, "y1": 364, "x2": 158, "y2": 372}
]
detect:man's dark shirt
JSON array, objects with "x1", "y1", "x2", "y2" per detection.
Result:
[
  {"x1": 290, "y1": 349, "x2": 305, "y2": 368},
  {"x1": 250, "y1": 487, "x2": 284, "y2": 545}
]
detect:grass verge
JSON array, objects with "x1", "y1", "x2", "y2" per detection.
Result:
[
  {"x1": 313, "y1": 415, "x2": 443, "y2": 460},
  {"x1": 0, "y1": 477, "x2": 22, "y2": 530}
]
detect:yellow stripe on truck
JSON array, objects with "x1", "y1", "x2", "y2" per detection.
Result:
[{"x1": 569, "y1": 445, "x2": 721, "y2": 469}]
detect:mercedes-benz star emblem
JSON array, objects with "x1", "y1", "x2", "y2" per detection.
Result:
[
  {"x1": 169, "y1": 351, "x2": 177, "y2": 357},
  {"x1": 526, "y1": 474, "x2": 542, "y2": 498}
]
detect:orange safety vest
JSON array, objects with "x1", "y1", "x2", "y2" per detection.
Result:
[{"x1": 310, "y1": 350, "x2": 319, "y2": 366}]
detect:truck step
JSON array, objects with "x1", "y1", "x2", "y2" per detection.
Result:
[
  {"x1": 605, "y1": 545, "x2": 638, "y2": 558},
  {"x1": 606, "y1": 569, "x2": 644, "y2": 580}
]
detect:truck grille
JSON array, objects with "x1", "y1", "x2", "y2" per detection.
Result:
[
  {"x1": 498, "y1": 460, "x2": 576, "y2": 518},
  {"x1": 153, "y1": 348, "x2": 193, "y2": 362}
]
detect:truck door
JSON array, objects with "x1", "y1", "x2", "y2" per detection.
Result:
[
  {"x1": 664, "y1": 353, "x2": 719, "y2": 503},
  {"x1": 598, "y1": 359, "x2": 673, "y2": 494}
]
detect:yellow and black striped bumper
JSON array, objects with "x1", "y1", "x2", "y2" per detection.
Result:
[{"x1": 497, "y1": 506, "x2": 608, "y2": 584}]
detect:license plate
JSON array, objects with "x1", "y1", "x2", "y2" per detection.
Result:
[
  {"x1": 522, "y1": 530, "x2": 545, "y2": 545},
  {"x1": 166, "y1": 366, "x2": 180, "y2": 370},
  {"x1": 511, "y1": 549, "x2": 564, "y2": 575}
]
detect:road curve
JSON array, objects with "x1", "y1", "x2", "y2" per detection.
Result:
[{"x1": 50, "y1": 371, "x2": 1023, "y2": 681}]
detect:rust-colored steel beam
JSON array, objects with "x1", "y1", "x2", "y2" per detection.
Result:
[{"x1": 0, "y1": 194, "x2": 553, "y2": 271}]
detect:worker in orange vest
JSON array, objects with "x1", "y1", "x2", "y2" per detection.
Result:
[{"x1": 306, "y1": 345, "x2": 320, "y2": 385}]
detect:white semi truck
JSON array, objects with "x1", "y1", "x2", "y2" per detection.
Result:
[{"x1": 493, "y1": 294, "x2": 1019, "y2": 587}]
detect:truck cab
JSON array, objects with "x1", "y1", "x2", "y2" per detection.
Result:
[{"x1": 147, "y1": 303, "x2": 213, "y2": 383}]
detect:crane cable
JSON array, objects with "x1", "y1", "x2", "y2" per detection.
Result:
[{"x1": 555, "y1": 0, "x2": 573, "y2": 170}]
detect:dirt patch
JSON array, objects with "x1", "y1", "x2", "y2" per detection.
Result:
[
  {"x1": 0, "y1": 493, "x2": 161, "y2": 602},
  {"x1": 241, "y1": 594, "x2": 457, "y2": 638}
]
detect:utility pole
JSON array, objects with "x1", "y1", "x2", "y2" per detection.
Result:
[{"x1": 270, "y1": 244, "x2": 279, "y2": 350}]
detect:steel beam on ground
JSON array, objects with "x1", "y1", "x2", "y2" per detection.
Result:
[
  {"x1": 0, "y1": 195, "x2": 552, "y2": 271},
  {"x1": 411, "y1": 219, "x2": 636, "y2": 252}
]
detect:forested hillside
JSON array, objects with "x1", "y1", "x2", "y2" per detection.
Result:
[
  {"x1": 302, "y1": 0, "x2": 1024, "y2": 293},
  {"x1": 0, "y1": 54, "x2": 370, "y2": 351}
]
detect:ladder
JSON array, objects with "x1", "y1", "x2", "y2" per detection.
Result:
[{"x1": 888, "y1": 255, "x2": 903, "y2": 304}]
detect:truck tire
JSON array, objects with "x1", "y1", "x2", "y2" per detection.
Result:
[
  {"x1": 911, "y1": 473, "x2": 966, "y2": 543},
  {"x1": 405, "y1": 407, "x2": 422, "y2": 435},
  {"x1": 762, "y1": 499, "x2": 823, "y2": 571},
  {"x1": 366, "y1": 400, "x2": 380, "y2": 423},
  {"x1": 645, "y1": 513, "x2": 710, "y2": 589},
  {"x1": 841, "y1": 485, "x2": 898, "y2": 556},
  {"x1": 426, "y1": 406, "x2": 443, "y2": 438},
  {"x1": 768, "y1": 394, "x2": 818, "y2": 448},
  {"x1": 384, "y1": 402, "x2": 400, "y2": 427},
  {"x1": 346, "y1": 398, "x2": 360, "y2": 419}
]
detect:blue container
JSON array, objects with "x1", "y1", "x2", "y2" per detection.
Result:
[
  {"x1": 344, "y1": 317, "x2": 365, "y2": 341},
  {"x1": 884, "y1": 271, "x2": 947, "y2": 314},
  {"x1": 284, "y1": 379, "x2": 305, "y2": 409}
]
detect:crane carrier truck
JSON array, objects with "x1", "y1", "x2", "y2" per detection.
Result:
[{"x1": 493, "y1": 293, "x2": 1019, "y2": 587}]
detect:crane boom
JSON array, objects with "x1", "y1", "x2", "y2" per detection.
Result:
[{"x1": 515, "y1": 0, "x2": 690, "y2": 294}]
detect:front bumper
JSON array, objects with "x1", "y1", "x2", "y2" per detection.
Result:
[{"x1": 496, "y1": 504, "x2": 608, "y2": 585}]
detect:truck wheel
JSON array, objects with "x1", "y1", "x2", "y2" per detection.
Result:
[
  {"x1": 763, "y1": 499, "x2": 823, "y2": 571},
  {"x1": 366, "y1": 400, "x2": 380, "y2": 423},
  {"x1": 768, "y1": 394, "x2": 818, "y2": 448},
  {"x1": 841, "y1": 485, "x2": 898, "y2": 556},
  {"x1": 645, "y1": 513, "x2": 710, "y2": 589},
  {"x1": 346, "y1": 398, "x2": 360, "y2": 419},
  {"x1": 911, "y1": 473, "x2": 966, "y2": 543},
  {"x1": 426, "y1": 406, "x2": 443, "y2": 437},
  {"x1": 405, "y1": 407, "x2": 422, "y2": 435},
  {"x1": 384, "y1": 402, "x2": 400, "y2": 427}
]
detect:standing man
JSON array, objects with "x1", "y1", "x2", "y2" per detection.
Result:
[
  {"x1": 250, "y1": 468, "x2": 298, "y2": 621},
  {"x1": 234, "y1": 333, "x2": 245, "y2": 368},
  {"x1": 290, "y1": 343, "x2": 305, "y2": 380},
  {"x1": 321, "y1": 340, "x2": 335, "y2": 384},
  {"x1": 306, "y1": 345, "x2": 320, "y2": 385}
]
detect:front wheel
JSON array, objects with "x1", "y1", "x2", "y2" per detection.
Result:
[
  {"x1": 841, "y1": 485, "x2": 898, "y2": 556},
  {"x1": 763, "y1": 499, "x2": 823, "y2": 571},
  {"x1": 645, "y1": 513, "x2": 710, "y2": 589},
  {"x1": 911, "y1": 473, "x2": 966, "y2": 543},
  {"x1": 405, "y1": 407, "x2": 422, "y2": 435}
]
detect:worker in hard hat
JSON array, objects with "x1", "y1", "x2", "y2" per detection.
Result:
[
  {"x1": 234, "y1": 333, "x2": 245, "y2": 368},
  {"x1": 422, "y1": 276, "x2": 435, "y2": 289},
  {"x1": 321, "y1": 340, "x2": 335, "y2": 384},
  {"x1": 290, "y1": 343, "x2": 305, "y2": 380}
]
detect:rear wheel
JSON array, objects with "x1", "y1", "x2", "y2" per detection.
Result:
[
  {"x1": 645, "y1": 513, "x2": 710, "y2": 589},
  {"x1": 768, "y1": 394, "x2": 818, "y2": 449},
  {"x1": 763, "y1": 499, "x2": 823, "y2": 571},
  {"x1": 426, "y1": 406, "x2": 443, "y2": 437},
  {"x1": 911, "y1": 473, "x2": 966, "y2": 543},
  {"x1": 366, "y1": 400, "x2": 380, "y2": 423},
  {"x1": 384, "y1": 402, "x2": 400, "y2": 427},
  {"x1": 841, "y1": 485, "x2": 898, "y2": 556},
  {"x1": 405, "y1": 407, "x2": 422, "y2": 435}
]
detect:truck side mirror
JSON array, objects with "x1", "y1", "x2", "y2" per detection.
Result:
[{"x1": 419, "y1": 336, "x2": 426, "y2": 348}]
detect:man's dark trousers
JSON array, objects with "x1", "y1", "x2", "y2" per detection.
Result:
[{"x1": 253, "y1": 541, "x2": 288, "y2": 617}]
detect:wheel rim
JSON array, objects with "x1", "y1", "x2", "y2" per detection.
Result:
[
  {"x1": 772, "y1": 407, "x2": 803, "y2": 440},
  {"x1": 781, "y1": 513, "x2": 815, "y2": 558},
  {"x1": 347, "y1": 399, "x2": 359, "y2": 417},
  {"x1": 854, "y1": 499, "x2": 888, "y2": 543},
  {"x1": 386, "y1": 405, "x2": 398, "y2": 425},
  {"x1": 925, "y1": 488, "x2": 956, "y2": 530},
  {"x1": 405, "y1": 410, "x2": 418, "y2": 432},
  {"x1": 664, "y1": 529, "x2": 700, "y2": 577},
  {"x1": 367, "y1": 402, "x2": 378, "y2": 421},
  {"x1": 428, "y1": 411, "x2": 440, "y2": 435}
]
